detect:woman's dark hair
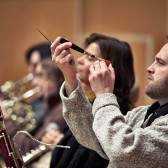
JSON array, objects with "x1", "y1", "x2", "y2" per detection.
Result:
[
  {"x1": 85, "y1": 33, "x2": 135, "y2": 114},
  {"x1": 40, "y1": 59, "x2": 64, "y2": 89},
  {"x1": 39, "y1": 59, "x2": 64, "y2": 109},
  {"x1": 38, "y1": 59, "x2": 64, "y2": 110},
  {"x1": 25, "y1": 43, "x2": 51, "y2": 64}
]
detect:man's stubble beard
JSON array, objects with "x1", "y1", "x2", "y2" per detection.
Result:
[{"x1": 145, "y1": 77, "x2": 168, "y2": 99}]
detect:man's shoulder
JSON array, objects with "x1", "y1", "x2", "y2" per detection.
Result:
[
  {"x1": 125, "y1": 105, "x2": 150, "y2": 125},
  {"x1": 132, "y1": 105, "x2": 150, "y2": 112}
]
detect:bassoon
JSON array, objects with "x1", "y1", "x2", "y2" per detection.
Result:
[{"x1": 0, "y1": 107, "x2": 25, "y2": 168}]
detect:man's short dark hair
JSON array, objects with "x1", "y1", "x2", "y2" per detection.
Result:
[{"x1": 25, "y1": 43, "x2": 51, "y2": 64}]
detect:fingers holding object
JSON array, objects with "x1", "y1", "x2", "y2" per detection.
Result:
[
  {"x1": 51, "y1": 37, "x2": 74, "y2": 65},
  {"x1": 51, "y1": 36, "x2": 72, "y2": 59},
  {"x1": 89, "y1": 61, "x2": 103, "y2": 74},
  {"x1": 51, "y1": 36, "x2": 61, "y2": 55}
]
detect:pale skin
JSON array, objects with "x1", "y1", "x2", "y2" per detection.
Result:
[
  {"x1": 33, "y1": 62, "x2": 63, "y2": 144},
  {"x1": 51, "y1": 36, "x2": 114, "y2": 97},
  {"x1": 28, "y1": 51, "x2": 41, "y2": 74},
  {"x1": 76, "y1": 42, "x2": 102, "y2": 92},
  {"x1": 47, "y1": 38, "x2": 115, "y2": 144},
  {"x1": 51, "y1": 38, "x2": 168, "y2": 106},
  {"x1": 51, "y1": 37, "x2": 78, "y2": 96},
  {"x1": 145, "y1": 43, "x2": 168, "y2": 105},
  {"x1": 33, "y1": 63, "x2": 59, "y2": 99},
  {"x1": 41, "y1": 130, "x2": 64, "y2": 144}
]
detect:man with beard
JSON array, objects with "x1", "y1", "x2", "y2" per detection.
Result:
[{"x1": 51, "y1": 39, "x2": 168, "y2": 168}]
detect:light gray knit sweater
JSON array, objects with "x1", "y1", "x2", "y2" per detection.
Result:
[{"x1": 60, "y1": 81, "x2": 168, "y2": 168}]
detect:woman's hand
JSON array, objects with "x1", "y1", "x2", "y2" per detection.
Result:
[
  {"x1": 51, "y1": 37, "x2": 78, "y2": 96},
  {"x1": 89, "y1": 61, "x2": 115, "y2": 97},
  {"x1": 41, "y1": 130, "x2": 64, "y2": 144}
]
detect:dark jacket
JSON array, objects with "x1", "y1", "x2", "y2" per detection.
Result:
[
  {"x1": 50, "y1": 91, "x2": 108, "y2": 168},
  {"x1": 50, "y1": 128, "x2": 108, "y2": 168}
]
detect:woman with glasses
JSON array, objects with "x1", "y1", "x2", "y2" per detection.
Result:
[{"x1": 7, "y1": 59, "x2": 67, "y2": 159}]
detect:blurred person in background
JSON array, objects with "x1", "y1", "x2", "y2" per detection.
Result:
[
  {"x1": 25, "y1": 43, "x2": 52, "y2": 134},
  {"x1": 25, "y1": 43, "x2": 51, "y2": 75},
  {"x1": 0, "y1": 43, "x2": 60, "y2": 167},
  {"x1": 5, "y1": 59, "x2": 67, "y2": 167},
  {"x1": 27, "y1": 58, "x2": 67, "y2": 168},
  {"x1": 50, "y1": 33, "x2": 137, "y2": 168}
]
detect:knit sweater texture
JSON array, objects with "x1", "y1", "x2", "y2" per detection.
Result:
[{"x1": 60, "y1": 81, "x2": 168, "y2": 168}]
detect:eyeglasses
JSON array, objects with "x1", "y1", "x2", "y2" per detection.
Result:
[{"x1": 34, "y1": 72, "x2": 46, "y2": 79}]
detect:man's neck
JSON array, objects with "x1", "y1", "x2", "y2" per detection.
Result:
[{"x1": 158, "y1": 98, "x2": 168, "y2": 106}]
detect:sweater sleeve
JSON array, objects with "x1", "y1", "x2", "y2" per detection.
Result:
[
  {"x1": 92, "y1": 93, "x2": 168, "y2": 167},
  {"x1": 60, "y1": 80, "x2": 108, "y2": 159}
]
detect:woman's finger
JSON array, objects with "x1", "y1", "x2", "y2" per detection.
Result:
[{"x1": 51, "y1": 36, "x2": 62, "y2": 55}]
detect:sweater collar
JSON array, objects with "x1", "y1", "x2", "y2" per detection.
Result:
[{"x1": 141, "y1": 101, "x2": 168, "y2": 128}]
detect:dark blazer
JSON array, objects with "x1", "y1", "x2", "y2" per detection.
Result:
[{"x1": 50, "y1": 128, "x2": 108, "y2": 168}]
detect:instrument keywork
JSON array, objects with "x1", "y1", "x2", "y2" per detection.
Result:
[{"x1": 0, "y1": 107, "x2": 26, "y2": 168}]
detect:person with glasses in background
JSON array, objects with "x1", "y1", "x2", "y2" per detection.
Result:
[
  {"x1": 25, "y1": 43, "x2": 52, "y2": 133},
  {"x1": 6, "y1": 59, "x2": 67, "y2": 168}
]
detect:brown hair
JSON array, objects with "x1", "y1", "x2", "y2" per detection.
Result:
[
  {"x1": 85, "y1": 33, "x2": 135, "y2": 114},
  {"x1": 40, "y1": 59, "x2": 64, "y2": 89}
]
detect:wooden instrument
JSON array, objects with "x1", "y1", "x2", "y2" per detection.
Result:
[{"x1": 0, "y1": 107, "x2": 26, "y2": 168}]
